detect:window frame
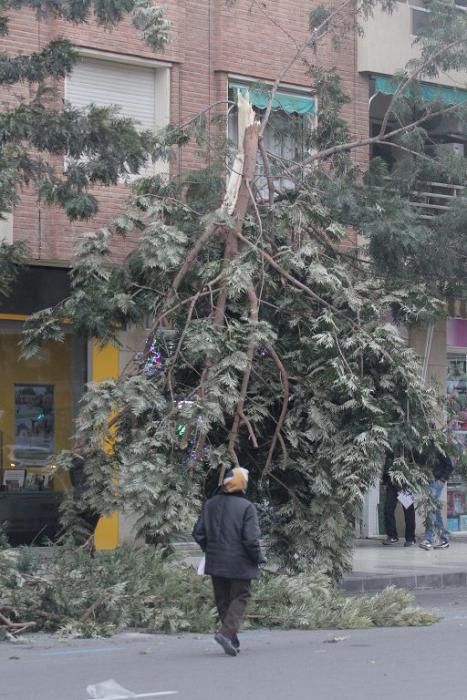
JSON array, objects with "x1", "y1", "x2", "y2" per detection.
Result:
[
  {"x1": 409, "y1": 0, "x2": 466, "y2": 36},
  {"x1": 227, "y1": 76, "x2": 317, "y2": 200},
  {"x1": 64, "y1": 49, "x2": 171, "y2": 180}
]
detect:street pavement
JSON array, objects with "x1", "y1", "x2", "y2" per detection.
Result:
[{"x1": 2, "y1": 586, "x2": 467, "y2": 700}]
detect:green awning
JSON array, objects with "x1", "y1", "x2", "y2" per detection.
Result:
[
  {"x1": 373, "y1": 75, "x2": 467, "y2": 106},
  {"x1": 230, "y1": 82, "x2": 316, "y2": 115}
]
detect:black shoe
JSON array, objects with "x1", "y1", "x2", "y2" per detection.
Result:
[
  {"x1": 214, "y1": 632, "x2": 238, "y2": 657},
  {"x1": 232, "y1": 635, "x2": 240, "y2": 654},
  {"x1": 382, "y1": 537, "x2": 399, "y2": 546},
  {"x1": 404, "y1": 540, "x2": 416, "y2": 547},
  {"x1": 434, "y1": 539, "x2": 450, "y2": 549}
]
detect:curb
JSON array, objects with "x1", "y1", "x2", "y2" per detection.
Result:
[{"x1": 341, "y1": 571, "x2": 467, "y2": 593}]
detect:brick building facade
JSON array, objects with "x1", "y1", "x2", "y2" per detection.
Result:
[
  {"x1": 0, "y1": 0, "x2": 372, "y2": 547},
  {"x1": 1, "y1": 0, "x2": 369, "y2": 262}
]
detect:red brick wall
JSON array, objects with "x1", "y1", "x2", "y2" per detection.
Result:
[{"x1": 1, "y1": 0, "x2": 369, "y2": 263}]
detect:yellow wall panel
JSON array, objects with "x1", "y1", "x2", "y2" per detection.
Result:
[
  {"x1": 94, "y1": 512, "x2": 120, "y2": 550},
  {"x1": 91, "y1": 341, "x2": 120, "y2": 550}
]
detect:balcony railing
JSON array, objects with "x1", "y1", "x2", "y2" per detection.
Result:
[
  {"x1": 408, "y1": 181, "x2": 465, "y2": 220},
  {"x1": 382, "y1": 179, "x2": 466, "y2": 219}
]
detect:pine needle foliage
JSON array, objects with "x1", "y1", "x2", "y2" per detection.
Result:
[
  {"x1": 0, "y1": 545, "x2": 438, "y2": 639},
  {"x1": 5, "y1": 1, "x2": 467, "y2": 580}
]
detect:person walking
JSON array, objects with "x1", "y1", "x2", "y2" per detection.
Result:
[
  {"x1": 419, "y1": 450, "x2": 453, "y2": 551},
  {"x1": 192, "y1": 466, "x2": 265, "y2": 657}
]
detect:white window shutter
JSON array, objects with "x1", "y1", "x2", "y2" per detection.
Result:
[
  {"x1": 66, "y1": 58, "x2": 156, "y2": 132},
  {"x1": 66, "y1": 57, "x2": 158, "y2": 177}
]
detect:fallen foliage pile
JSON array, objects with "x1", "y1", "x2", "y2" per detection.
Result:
[{"x1": 0, "y1": 544, "x2": 439, "y2": 639}]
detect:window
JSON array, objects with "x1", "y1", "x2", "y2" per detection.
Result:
[
  {"x1": 0, "y1": 318, "x2": 86, "y2": 544},
  {"x1": 228, "y1": 80, "x2": 316, "y2": 201},
  {"x1": 411, "y1": 0, "x2": 466, "y2": 35},
  {"x1": 66, "y1": 55, "x2": 170, "y2": 178},
  {"x1": 411, "y1": 6, "x2": 430, "y2": 34}
]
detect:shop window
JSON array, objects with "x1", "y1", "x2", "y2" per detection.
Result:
[
  {"x1": 0, "y1": 320, "x2": 85, "y2": 544},
  {"x1": 447, "y1": 353, "x2": 467, "y2": 532}
]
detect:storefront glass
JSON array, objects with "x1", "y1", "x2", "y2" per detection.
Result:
[
  {"x1": 0, "y1": 320, "x2": 85, "y2": 543},
  {"x1": 447, "y1": 351, "x2": 467, "y2": 532}
]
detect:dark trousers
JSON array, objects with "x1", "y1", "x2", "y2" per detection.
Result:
[
  {"x1": 384, "y1": 483, "x2": 415, "y2": 541},
  {"x1": 211, "y1": 576, "x2": 251, "y2": 639}
]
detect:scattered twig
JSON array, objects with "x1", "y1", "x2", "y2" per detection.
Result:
[
  {"x1": 227, "y1": 286, "x2": 259, "y2": 464},
  {"x1": 239, "y1": 410, "x2": 259, "y2": 448},
  {"x1": 0, "y1": 611, "x2": 36, "y2": 636},
  {"x1": 80, "y1": 592, "x2": 109, "y2": 622}
]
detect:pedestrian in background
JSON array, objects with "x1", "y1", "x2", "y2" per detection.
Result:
[
  {"x1": 192, "y1": 466, "x2": 265, "y2": 657},
  {"x1": 419, "y1": 449, "x2": 453, "y2": 550},
  {"x1": 382, "y1": 454, "x2": 416, "y2": 547}
]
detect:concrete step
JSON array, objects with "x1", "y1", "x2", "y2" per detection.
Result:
[{"x1": 342, "y1": 570, "x2": 467, "y2": 593}]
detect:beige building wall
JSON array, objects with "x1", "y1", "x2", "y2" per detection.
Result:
[
  {"x1": 358, "y1": 2, "x2": 467, "y2": 89},
  {"x1": 407, "y1": 319, "x2": 448, "y2": 536},
  {"x1": 409, "y1": 319, "x2": 447, "y2": 398}
]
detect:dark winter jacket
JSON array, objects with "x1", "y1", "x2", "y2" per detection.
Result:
[
  {"x1": 192, "y1": 492, "x2": 265, "y2": 580},
  {"x1": 432, "y1": 451, "x2": 453, "y2": 482}
]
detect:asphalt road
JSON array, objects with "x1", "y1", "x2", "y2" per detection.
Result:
[{"x1": 2, "y1": 587, "x2": 467, "y2": 700}]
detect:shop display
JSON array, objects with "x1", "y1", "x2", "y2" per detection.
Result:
[
  {"x1": 447, "y1": 489, "x2": 465, "y2": 516},
  {"x1": 447, "y1": 353, "x2": 467, "y2": 532},
  {"x1": 2, "y1": 468, "x2": 26, "y2": 490},
  {"x1": 0, "y1": 321, "x2": 85, "y2": 543},
  {"x1": 14, "y1": 384, "x2": 54, "y2": 468}
]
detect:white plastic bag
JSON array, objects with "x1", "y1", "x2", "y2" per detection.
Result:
[
  {"x1": 87, "y1": 679, "x2": 136, "y2": 698},
  {"x1": 197, "y1": 556, "x2": 206, "y2": 576},
  {"x1": 397, "y1": 491, "x2": 414, "y2": 509}
]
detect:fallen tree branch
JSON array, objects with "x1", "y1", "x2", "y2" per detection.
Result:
[
  {"x1": 235, "y1": 229, "x2": 356, "y2": 326},
  {"x1": 80, "y1": 592, "x2": 108, "y2": 622},
  {"x1": 239, "y1": 410, "x2": 259, "y2": 448},
  {"x1": 258, "y1": 138, "x2": 275, "y2": 206},
  {"x1": 263, "y1": 344, "x2": 289, "y2": 476},
  {"x1": 226, "y1": 285, "x2": 259, "y2": 465},
  {"x1": 164, "y1": 290, "x2": 201, "y2": 401},
  {"x1": 0, "y1": 611, "x2": 36, "y2": 636}
]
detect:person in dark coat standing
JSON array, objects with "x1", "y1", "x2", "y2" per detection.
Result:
[
  {"x1": 192, "y1": 466, "x2": 265, "y2": 657},
  {"x1": 382, "y1": 456, "x2": 416, "y2": 547}
]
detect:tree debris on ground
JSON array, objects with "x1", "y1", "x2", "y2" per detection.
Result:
[{"x1": 0, "y1": 544, "x2": 438, "y2": 640}]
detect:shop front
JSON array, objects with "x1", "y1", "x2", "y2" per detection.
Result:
[
  {"x1": 446, "y1": 318, "x2": 467, "y2": 533},
  {"x1": 0, "y1": 265, "x2": 129, "y2": 548},
  {"x1": 0, "y1": 266, "x2": 86, "y2": 544}
]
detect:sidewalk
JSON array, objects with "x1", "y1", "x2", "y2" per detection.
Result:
[
  {"x1": 344, "y1": 537, "x2": 467, "y2": 593},
  {"x1": 177, "y1": 537, "x2": 467, "y2": 593}
]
